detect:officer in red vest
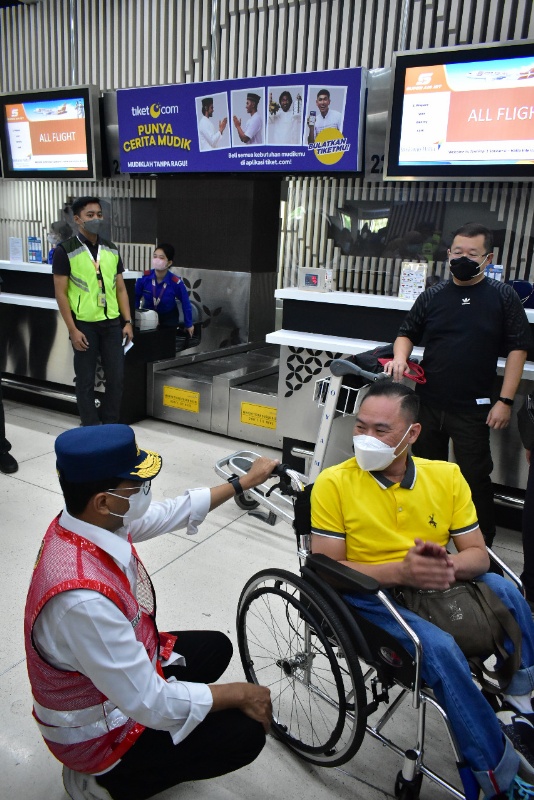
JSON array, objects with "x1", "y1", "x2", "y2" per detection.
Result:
[{"x1": 25, "y1": 424, "x2": 277, "y2": 800}]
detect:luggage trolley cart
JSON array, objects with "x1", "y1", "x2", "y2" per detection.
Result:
[{"x1": 214, "y1": 358, "x2": 388, "y2": 526}]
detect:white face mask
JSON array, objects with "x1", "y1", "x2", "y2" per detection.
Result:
[
  {"x1": 152, "y1": 258, "x2": 168, "y2": 271},
  {"x1": 353, "y1": 425, "x2": 412, "y2": 472},
  {"x1": 107, "y1": 483, "x2": 152, "y2": 524}
]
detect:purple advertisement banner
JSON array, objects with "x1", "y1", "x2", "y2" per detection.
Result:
[{"x1": 117, "y1": 68, "x2": 364, "y2": 174}]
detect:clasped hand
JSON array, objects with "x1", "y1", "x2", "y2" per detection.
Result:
[{"x1": 401, "y1": 538, "x2": 455, "y2": 590}]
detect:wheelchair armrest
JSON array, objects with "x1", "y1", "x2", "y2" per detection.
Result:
[{"x1": 306, "y1": 553, "x2": 380, "y2": 594}]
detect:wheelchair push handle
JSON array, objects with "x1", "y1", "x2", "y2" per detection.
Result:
[
  {"x1": 230, "y1": 457, "x2": 290, "y2": 479},
  {"x1": 329, "y1": 358, "x2": 390, "y2": 383},
  {"x1": 217, "y1": 453, "x2": 306, "y2": 498},
  {"x1": 272, "y1": 463, "x2": 294, "y2": 478},
  {"x1": 232, "y1": 458, "x2": 296, "y2": 481}
]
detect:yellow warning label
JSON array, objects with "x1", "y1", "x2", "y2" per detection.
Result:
[
  {"x1": 240, "y1": 402, "x2": 277, "y2": 430},
  {"x1": 163, "y1": 386, "x2": 200, "y2": 413}
]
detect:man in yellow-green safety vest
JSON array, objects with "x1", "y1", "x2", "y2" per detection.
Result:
[{"x1": 53, "y1": 197, "x2": 133, "y2": 426}]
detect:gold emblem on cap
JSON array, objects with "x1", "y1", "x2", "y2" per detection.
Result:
[{"x1": 132, "y1": 450, "x2": 162, "y2": 479}]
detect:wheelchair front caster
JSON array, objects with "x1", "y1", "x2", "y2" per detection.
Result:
[
  {"x1": 395, "y1": 750, "x2": 423, "y2": 799},
  {"x1": 394, "y1": 770, "x2": 423, "y2": 799},
  {"x1": 233, "y1": 492, "x2": 260, "y2": 511}
]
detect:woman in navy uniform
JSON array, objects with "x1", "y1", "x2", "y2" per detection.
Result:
[{"x1": 135, "y1": 243, "x2": 194, "y2": 336}]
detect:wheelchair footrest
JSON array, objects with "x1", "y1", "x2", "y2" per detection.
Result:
[{"x1": 248, "y1": 509, "x2": 278, "y2": 526}]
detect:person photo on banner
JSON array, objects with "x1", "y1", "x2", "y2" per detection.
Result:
[
  {"x1": 231, "y1": 89, "x2": 264, "y2": 146},
  {"x1": 305, "y1": 85, "x2": 347, "y2": 145},
  {"x1": 266, "y1": 85, "x2": 303, "y2": 145},
  {"x1": 197, "y1": 93, "x2": 229, "y2": 151}
]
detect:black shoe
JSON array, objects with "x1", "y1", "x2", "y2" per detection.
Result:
[{"x1": 0, "y1": 452, "x2": 18, "y2": 474}]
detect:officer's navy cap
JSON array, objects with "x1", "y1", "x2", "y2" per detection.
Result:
[{"x1": 55, "y1": 424, "x2": 162, "y2": 483}]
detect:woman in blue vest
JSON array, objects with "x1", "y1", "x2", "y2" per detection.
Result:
[{"x1": 135, "y1": 243, "x2": 194, "y2": 335}]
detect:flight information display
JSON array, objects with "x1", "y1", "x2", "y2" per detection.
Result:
[
  {"x1": 399, "y1": 57, "x2": 534, "y2": 166},
  {"x1": 4, "y1": 96, "x2": 88, "y2": 172},
  {"x1": 385, "y1": 42, "x2": 534, "y2": 181}
]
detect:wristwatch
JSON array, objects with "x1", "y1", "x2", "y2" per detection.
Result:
[
  {"x1": 124, "y1": 319, "x2": 133, "y2": 325},
  {"x1": 498, "y1": 396, "x2": 514, "y2": 406},
  {"x1": 227, "y1": 475, "x2": 244, "y2": 496}
]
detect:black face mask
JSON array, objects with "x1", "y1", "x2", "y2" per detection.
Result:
[{"x1": 449, "y1": 255, "x2": 488, "y2": 282}]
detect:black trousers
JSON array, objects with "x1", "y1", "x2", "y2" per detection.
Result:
[
  {"x1": 72, "y1": 319, "x2": 124, "y2": 426},
  {"x1": 522, "y1": 460, "x2": 534, "y2": 602},
  {"x1": 412, "y1": 402, "x2": 496, "y2": 546},
  {"x1": 97, "y1": 631, "x2": 266, "y2": 800},
  {"x1": 0, "y1": 383, "x2": 11, "y2": 454}
]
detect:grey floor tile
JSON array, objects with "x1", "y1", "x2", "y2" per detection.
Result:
[{"x1": 1, "y1": 398, "x2": 527, "y2": 800}]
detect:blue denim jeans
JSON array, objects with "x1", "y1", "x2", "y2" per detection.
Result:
[{"x1": 344, "y1": 573, "x2": 534, "y2": 798}]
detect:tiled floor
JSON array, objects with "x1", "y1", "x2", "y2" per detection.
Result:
[{"x1": 0, "y1": 397, "x2": 526, "y2": 800}]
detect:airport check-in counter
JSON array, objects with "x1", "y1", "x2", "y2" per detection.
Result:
[
  {"x1": 0, "y1": 260, "x2": 175, "y2": 423},
  {"x1": 267, "y1": 288, "x2": 534, "y2": 498},
  {"x1": 145, "y1": 264, "x2": 282, "y2": 449}
]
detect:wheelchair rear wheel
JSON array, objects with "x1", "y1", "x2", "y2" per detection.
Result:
[{"x1": 237, "y1": 568, "x2": 367, "y2": 767}]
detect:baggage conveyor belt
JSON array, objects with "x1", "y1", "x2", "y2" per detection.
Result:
[{"x1": 148, "y1": 344, "x2": 282, "y2": 447}]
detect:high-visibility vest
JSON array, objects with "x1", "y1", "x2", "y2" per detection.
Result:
[{"x1": 62, "y1": 236, "x2": 120, "y2": 322}]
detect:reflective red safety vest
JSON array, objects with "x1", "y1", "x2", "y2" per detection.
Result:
[{"x1": 24, "y1": 516, "x2": 175, "y2": 774}]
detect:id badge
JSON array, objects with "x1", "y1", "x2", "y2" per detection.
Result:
[{"x1": 97, "y1": 292, "x2": 107, "y2": 308}]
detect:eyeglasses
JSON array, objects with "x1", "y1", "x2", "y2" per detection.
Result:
[{"x1": 106, "y1": 480, "x2": 151, "y2": 496}]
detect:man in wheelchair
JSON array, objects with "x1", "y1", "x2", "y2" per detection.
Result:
[{"x1": 311, "y1": 381, "x2": 534, "y2": 800}]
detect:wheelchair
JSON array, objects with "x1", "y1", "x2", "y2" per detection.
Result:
[{"x1": 215, "y1": 359, "x2": 524, "y2": 800}]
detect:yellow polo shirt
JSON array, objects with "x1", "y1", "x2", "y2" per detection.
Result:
[{"x1": 311, "y1": 455, "x2": 478, "y2": 565}]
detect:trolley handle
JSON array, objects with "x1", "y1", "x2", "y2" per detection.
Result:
[
  {"x1": 223, "y1": 455, "x2": 304, "y2": 496},
  {"x1": 329, "y1": 358, "x2": 390, "y2": 383},
  {"x1": 231, "y1": 459, "x2": 294, "y2": 481}
]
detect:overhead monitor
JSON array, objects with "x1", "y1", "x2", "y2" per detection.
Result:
[
  {"x1": 385, "y1": 40, "x2": 534, "y2": 181},
  {"x1": 0, "y1": 85, "x2": 101, "y2": 179}
]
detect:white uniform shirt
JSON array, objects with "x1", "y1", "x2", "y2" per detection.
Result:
[
  {"x1": 311, "y1": 107, "x2": 343, "y2": 139},
  {"x1": 33, "y1": 489, "x2": 213, "y2": 751},
  {"x1": 242, "y1": 112, "x2": 263, "y2": 145},
  {"x1": 198, "y1": 114, "x2": 222, "y2": 150},
  {"x1": 267, "y1": 108, "x2": 302, "y2": 145}
]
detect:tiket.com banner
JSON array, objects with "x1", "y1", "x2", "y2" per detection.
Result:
[{"x1": 116, "y1": 68, "x2": 365, "y2": 174}]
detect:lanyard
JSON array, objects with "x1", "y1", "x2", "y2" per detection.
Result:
[
  {"x1": 78, "y1": 237, "x2": 103, "y2": 291},
  {"x1": 151, "y1": 278, "x2": 167, "y2": 308}
]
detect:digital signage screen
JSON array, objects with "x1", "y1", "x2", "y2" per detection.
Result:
[
  {"x1": 385, "y1": 40, "x2": 534, "y2": 181},
  {"x1": 0, "y1": 85, "x2": 101, "y2": 180},
  {"x1": 116, "y1": 68, "x2": 365, "y2": 174}
]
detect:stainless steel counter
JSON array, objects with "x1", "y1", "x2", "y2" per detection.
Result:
[{"x1": 0, "y1": 261, "x2": 142, "y2": 389}]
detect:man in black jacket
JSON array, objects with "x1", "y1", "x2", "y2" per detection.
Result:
[{"x1": 386, "y1": 223, "x2": 532, "y2": 547}]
